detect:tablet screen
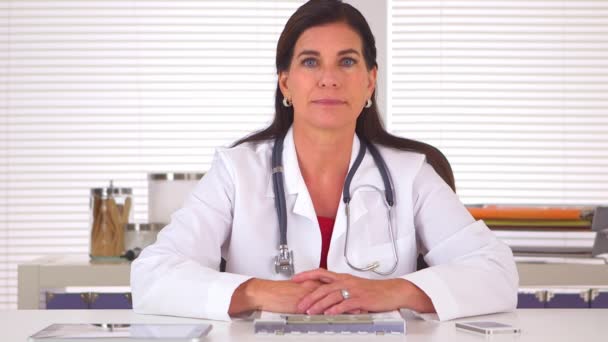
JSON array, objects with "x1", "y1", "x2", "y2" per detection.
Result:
[{"x1": 30, "y1": 323, "x2": 212, "y2": 340}]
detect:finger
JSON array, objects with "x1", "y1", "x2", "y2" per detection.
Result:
[
  {"x1": 292, "y1": 268, "x2": 338, "y2": 283},
  {"x1": 291, "y1": 268, "x2": 338, "y2": 283},
  {"x1": 342, "y1": 309, "x2": 368, "y2": 314},
  {"x1": 306, "y1": 290, "x2": 344, "y2": 315},
  {"x1": 296, "y1": 282, "x2": 343, "y2": 313},
  {"x1": 324, "y1": 299, "x2": 361, "y2": 315},
  {"x1": 300, "y1": 280, "x2": 323, "y2": 290}
]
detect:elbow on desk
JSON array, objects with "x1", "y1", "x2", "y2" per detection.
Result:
[
  {"x1": 503, "y1": 240, "x2": 520, "y2": 306},
  {"x1": 129, "y1": 250, "x2": 182, "y2": 316},
  {"x1": 129, "y1": 252, "x2": 226, "y2": 320},
  {"x1": 490, "y1": 240, "x2": 520, "y2": 314},
  {"x1": 452, "y1": 239, "x2": 520, "y2": 319},
  {"x1": 130, "y1": 256, "x2": 158, "y2": 315}
]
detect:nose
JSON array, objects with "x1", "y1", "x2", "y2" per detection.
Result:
[{"x1": 317, "y1": 66, "x2": 341, "y2": 88}]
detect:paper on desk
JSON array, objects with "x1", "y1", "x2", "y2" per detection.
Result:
[{"x1": 400, "y1": 309, "x2": 440, "y2": 322}]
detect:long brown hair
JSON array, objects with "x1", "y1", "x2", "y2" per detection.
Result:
[{"x1": 234, "y1": 0, "x2": 455, "y2": 191}]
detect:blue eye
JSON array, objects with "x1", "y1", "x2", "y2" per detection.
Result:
[
  {"x1": 341, "y1": 58, "x2": 357, "y2": 67},
  {"x1": 302, "y1": 58, "x2": 317, "y2": 67}
]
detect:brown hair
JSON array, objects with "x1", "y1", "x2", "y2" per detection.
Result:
[{"x1": 234, "y1": 0, "x2": 455, "y2": 191}]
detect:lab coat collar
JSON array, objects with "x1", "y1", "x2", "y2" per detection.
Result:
[
  {"x1": 265, "y1": 126, "x2": 386, "y2": 226},
  {"x1": 264, "y1": 126, "x2": 306, "y2": 198},
  {"x1": 265, "y1": 126, "x2": 363, "y2": 198}
]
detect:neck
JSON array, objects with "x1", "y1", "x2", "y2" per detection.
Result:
[{"x1": 292, "y1": 123, "x2": 355, "y2": 179}]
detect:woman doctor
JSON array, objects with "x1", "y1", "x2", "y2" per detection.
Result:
[{"x1": 131, "y1": 0, "x2": 518, "y2": 321}]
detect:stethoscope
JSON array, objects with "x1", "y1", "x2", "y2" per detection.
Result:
[{"x1": 272, "y1": 133, "x2": 399, "y2": 277}]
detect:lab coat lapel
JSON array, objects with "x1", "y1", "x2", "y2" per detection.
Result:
[
  {"x1": 283, "y1": 128, "x2": 317, "y2": 222},
  {"x1": 263, "y1": 128, "x2": 317, "y2": 223},
  {"x1": 332, "y1": 136, "x2": 370, "y2": 241},
  {"x1": 330, "y1": 136, "x2": 386, "y2": 264},
  {"x1": 262, "y1": 128, "x2": 323, "y2": 274}
]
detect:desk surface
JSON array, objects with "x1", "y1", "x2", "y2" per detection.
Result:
[{"x1": 3, "y1": 309, "x2": 607, "y2": 341}]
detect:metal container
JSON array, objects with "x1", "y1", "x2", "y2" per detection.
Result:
[
  {"x1": 123, "y1": 223, "x2": 165, "y2": 260},
  {"x1": 89, "y1": 182, "x2": 133, "y2": 259},
  {"x1": 124, "y1": 223, "x2": 165, "y2": 258},
  {"x1": 148, "y1": 172, "x2": 204, "y2": 223}
]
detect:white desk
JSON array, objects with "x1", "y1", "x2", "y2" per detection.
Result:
[{"x1": 3, "y1": 309, "x2": 607, "y2": 342}]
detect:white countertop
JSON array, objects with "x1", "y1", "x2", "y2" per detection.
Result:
[{"x1": 4, "y1": 309, "x2": 607, "y2": 341}]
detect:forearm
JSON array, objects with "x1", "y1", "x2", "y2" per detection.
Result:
[
  {"x1": 228, "y1": 278, "x2": 263, "y2": 316},
  {"x1": 389, "y1": 278, "x2": 436, "y2": 313}
]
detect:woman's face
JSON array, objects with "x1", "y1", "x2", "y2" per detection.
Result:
[{"x1": 279, "y1": 22, "x2": 377, "y2": 133}]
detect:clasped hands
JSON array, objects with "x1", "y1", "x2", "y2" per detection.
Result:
[
  {"x1": 229, "y1": 268, "x2": 434, "y2": 316},
  {"x1": 269, "y1": 268, "x2": 413, "y2": 315}
]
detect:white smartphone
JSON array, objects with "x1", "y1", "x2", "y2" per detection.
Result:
[
  {"x1": 28, "y1": 323, "x2": 212, "y2": 342},
  {"x1": 455, "y1": 321, "x2": 521, "y2": 335}
]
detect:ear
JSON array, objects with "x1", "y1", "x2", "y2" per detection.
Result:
[
  {"x1": 366, "y1": 66, "x2": 378, "y2": 99},
  {"x1": 278, "y1": 70, "x2": 290, "y2": 99}
]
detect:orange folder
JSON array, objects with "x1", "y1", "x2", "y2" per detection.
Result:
[{"x1": 467, "y1": 205, "x2": 591, "y2": 221}]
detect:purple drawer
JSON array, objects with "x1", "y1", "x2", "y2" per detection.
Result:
[
  {"x1": 546, "y1": 291, "x2": 590, "y2": 309},
  {"x1": 517, "y1": 292, "x2": 545, "y2": 308},
  {"x1": 88, "y1": 293, "x2": 132, "y2": 309},
  {"x1": 591, "y1": 290, "x2": 608, "y2": 308},
  {"x1": 45, "y1": 292, "x2": 88, "y2": 310}
]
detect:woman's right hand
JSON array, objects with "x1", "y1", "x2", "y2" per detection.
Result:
[{"x1": 228, "y1": 278, "x2": 322, "y2": 316}]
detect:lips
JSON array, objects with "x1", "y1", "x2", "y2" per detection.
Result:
[{"x1": 312, "y1": 98, "x2": 346, "y2": 105}]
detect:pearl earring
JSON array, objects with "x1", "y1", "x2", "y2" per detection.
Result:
[
  {"x1": 282, "y1": 97, "x2": 292, "y2": 107},
  {"x1": 365, "y1": 99, "x2": 372, "y2": 108}
]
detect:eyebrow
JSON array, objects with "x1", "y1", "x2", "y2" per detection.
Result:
[{"x1": 296, "y1": 48, "x2": 361, "y2": 58}]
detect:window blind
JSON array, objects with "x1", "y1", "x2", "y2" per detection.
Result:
[
  {"x1": 389, "y1": 0, "x2": 608, "y2": 205},
  {"x1": 0, "y1": 0, "x2": 303, "y2": 309}
]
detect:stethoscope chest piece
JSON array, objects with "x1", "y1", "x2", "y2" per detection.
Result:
[{"x1": 274, "y1": 244, "x2": 294, "y2": 276}]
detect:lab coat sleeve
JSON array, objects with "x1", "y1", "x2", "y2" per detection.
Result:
[
  {"x1": 130, "y1": 150, "x2": 253, "y2": 321},
  {"x1": 401, "y1": 161, "x2": 519, "y2": 321}
]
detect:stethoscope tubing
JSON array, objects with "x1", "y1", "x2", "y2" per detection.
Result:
[
  {"x1": 272, "y1": 133, "x2": 398, "y2": 276},
  {"x1": 272, "y1": 134, "x2": 288, "y2": 247}
]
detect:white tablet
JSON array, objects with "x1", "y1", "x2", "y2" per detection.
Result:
[{"x1": 28, "y1": 323, "x2": 212, "y2": 342}]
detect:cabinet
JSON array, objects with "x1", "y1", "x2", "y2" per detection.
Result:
[
  {"x1": 18, "y1": 255, "x2": 608, "y2": 309},
  {"x1": 18, "y1": 255, "x2": 130, "y2": 309}
]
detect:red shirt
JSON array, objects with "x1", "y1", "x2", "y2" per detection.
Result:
[{"x1": 317, "y1": 216, "x2": 335, "y2": 269}]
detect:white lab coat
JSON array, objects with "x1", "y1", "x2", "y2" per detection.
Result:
[{"x1": 131, "y1": 127, "x2": 519, "y2": 321}]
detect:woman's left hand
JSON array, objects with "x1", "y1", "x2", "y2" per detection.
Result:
[{"x1": 291, "y1": 268, "x2": 416, "y2": 315}]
